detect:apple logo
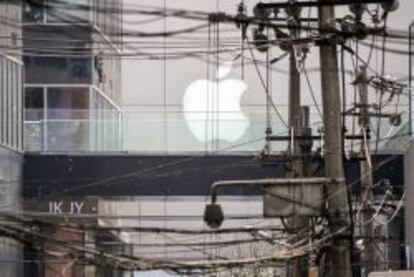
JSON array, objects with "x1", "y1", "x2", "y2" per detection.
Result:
[{"x1": 183, "y1": 61, "x2": 250, "y2": 143}]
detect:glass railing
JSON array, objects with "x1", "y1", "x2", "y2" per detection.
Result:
[
  {"x1": 377, "y1": 119, "x2": 410, "y2": 153},
  {"x1": 25, "y1": 109, "x2": 121, "y2": 152},
  {"x1": 22, "y1": 106, "x2": 315, "y2": 153},
  {"x1": 122, "y1": 107, "x2": 303, "y2": 153},
  {"x1": 24, "y1": 105, "x2": 410, "y2": 154}
]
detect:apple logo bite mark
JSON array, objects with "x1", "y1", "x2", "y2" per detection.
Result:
[{"x1": 183, "y1": 61, "x2": 250, "y2": 143}]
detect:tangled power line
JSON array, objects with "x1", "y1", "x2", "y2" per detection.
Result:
[{"x1": 0, "y1": 0, "x2": 409, "y2": 274}]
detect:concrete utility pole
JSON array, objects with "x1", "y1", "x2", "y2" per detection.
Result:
[
  {"x1": 318, "y1": 1, "x2": 352, "y2": 276},
  {"x1": 287, "y1": 47, "x2": 304, "y2": 277},
  {"x1": 287, "y1": 29, "x2": 314, "y2": 277},
  {"x1": 357, "y1": 65, "x2": 378, "y2": 274},
  {"x1": 289, "y1": 49, "x2": 303, "y2": 180},
  {"x1": 285, "y1": 7, "x2": 317, "y2": 276}
]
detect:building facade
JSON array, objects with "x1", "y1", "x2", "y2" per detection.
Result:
[
  {"x1": 20, "y1": 1, "x2": 130, "y2": 276},
  {"x1": 0, "y1": 1, "x2": 24, "y2": 276}
]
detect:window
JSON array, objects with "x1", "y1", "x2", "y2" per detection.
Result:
[
  {"x1": 25, "y1": 87, "x2": 44, "y2": 121},
  {"x1": 93, "y1": 0, "x2": 122, "y2": 45},
  {"x1": 23, "y1": 0, "x2": 45, "y2": 23},
  {"x1": 47, "y1": 0, "x2": 90, "y2": 23},
  {"x1": 23, "y1": 0, "x2": 91, "y2": 23},
  {"x1": 90, "y1": 87, "x2": 120, "y2": 151},
  {"x1": 46, "y1": 87, "x2": 90, "y2": 151},
  {"x1": 23, "y1": 85, "x2": 120, "y2": 152},
  {"x1": 24, "y1": 56, "x2": 92, "y2": 85},
  {"x1": 47, "y1": 87, "x2": 89, "y2": 107}
]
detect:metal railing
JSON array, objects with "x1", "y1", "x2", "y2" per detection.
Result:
[{"x1": 24, "y1": 105, "x2": 410, "y2": 154}]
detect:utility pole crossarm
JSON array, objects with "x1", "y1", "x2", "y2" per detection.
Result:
[{"x1": 210, "y1": 177, "x2": 343, "y2": 203}]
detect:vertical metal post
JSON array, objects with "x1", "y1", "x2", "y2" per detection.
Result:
[
  {"x1": 358, "y1": 65, "x2": 378, "y2": 274},
  {"x1": 409, "y1": 22, "x2": 414, "y2": 137},
  {"x1": 287, "y1": 46, "x2": 304, "y2": 277},
  {"x1": 289, "y1": 49, "x2": 302, "y2": 174},
  {"x1": 318, "y1": 1, "x2": 352, "y2": 276},
  {"x1": 43, "y1": 85, "x2": 48, "y2": 152}
]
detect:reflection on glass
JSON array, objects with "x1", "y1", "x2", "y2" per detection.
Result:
[
  {"x1": 47, "y1": 87, "x2": 89, "y2": 118},
  {"x1": 47, "y1": 0, "x2": 90, "y2": 23},
  {"x1": 24, "y1": 56, "x2": 91, "y2": 84},
  {"x1": 46, "y1": 87, "x2": 89, "y2": 151},
  {"x1": 23, "y1": 86, "x2": 122, "y2": 152},
  {"x1": 47, "y1": 121, "x2": 90, "y2": 151},
  {"x1": 23, "y1": 0, "x2": 91, "y2": 23},
  {"x1": 23, "y1": 0, "x2": 45, "y2": 23},
  {"x1": 90, "y1": 88, "x2": 120, "y2": 151},
  {"x1": 25, "y1": 87, "x2": 44, "y2": 121}
]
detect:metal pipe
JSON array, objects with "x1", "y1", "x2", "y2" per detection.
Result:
[
  {"x1": 268, "y1": 134, "x2": 367, "y2": 141},
  {"x1": 257, "y1": 0, "x2": 393, "y2": 9},
  {"x1": 409, "y1": 21, "x2": 414, "y2": 137},
  {"x1": 210, "y1": 177, "x2": 344, "y2": 203}
]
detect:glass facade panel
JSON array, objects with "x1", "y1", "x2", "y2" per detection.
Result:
[
  {"x1": 23, "y1": 0, "x2": 91, "y2": 23},
  {"x1": 24, "y1": 86, "x2": 44, "y2": 152},
  {"x1": 47, "y1": 87, "x2": 89, "y2": 117},
  {"x1": 0, "y1": 59, "x2": 2, "y2": 144},
  {"x1": 17, "y1": 67, "x2": 23, "y2": 150},
  {"x1": 23, "y1": 0, "x2": 45, "y2": 23},
  {"x1": 90, "y1": 87, "x2": 120, "y2": 151},
  {"x1": 11, "y1": 62, "x2": 16, "y2": 148},
  {"x1": 25, "y1": 87, "x2": 44, "y2": 120},
  {"x1": 46, "y1": 87, "x2": 89, "y2": 151},
  {"x1": 24, "y1": 56, "x2": 91, "y2": 85},
  {"x1": 7, "y1": 60, "x2": 11, "y2": 146},
  {"x1": 24, "y1": 85, "x2": 120, "y2": 152},
  {"x1": 47, "y1": 0, "x2": 90, "y2": 23},
  {"x1": 3, "y1": 61, "x2": 7, "y2": 145},
  {"x1": 93, "y1": 0, "x2": 122, "y2": 45}
]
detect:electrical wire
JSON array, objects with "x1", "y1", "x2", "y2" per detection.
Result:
[
  {"x1": 375, "y1": 16, "x2": 389, "y2": 155},
  {"x1": 245, "y1": 37, "x2": 288, "y2": 128},
  {"x1": 0, "y1": 1, "x2": 409, "y2": 272},
  {"x1": 303, "y1": 63, "x2": 323, "y2": 119},
  {"x1": 0, "y1": 215, "x2": 349, "y2": 271}
]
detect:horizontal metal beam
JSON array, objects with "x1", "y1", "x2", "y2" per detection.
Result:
[
  {"x1": 257, "y1": 0, "x2": 394, "y2": 9},
  {"x1": 211, "y1": 177, "x2": 344, "y2": 203},
  {"x1": 343, "y1": 112, "x2": 395, "y2": 118},
  {"x1": 268, "y1": 135, "x2": 367, "y2": 141}
]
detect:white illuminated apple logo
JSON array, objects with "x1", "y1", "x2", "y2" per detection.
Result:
[{"x1": 183, "y1": 61, "x2": 249, "y2": 142}]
